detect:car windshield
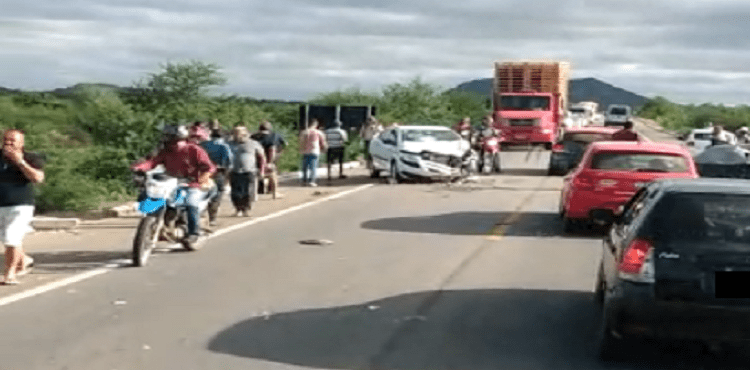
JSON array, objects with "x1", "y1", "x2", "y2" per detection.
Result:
[
  {"x1": 609, "y1": 107, "x2": 628, "y2": 115},
  {"x1": 402, "y1": 129, "x2": 460, "y2": 142},
  {"x1": 590, "y1": 152, "x2": 689, "y2": 172},
  {"x1": 569, "y1": 108, "x2": 586, "y2": 114},
  {"x1": 648, "y1": 193, "x2": 750, "y2": 246},
  {"x1": 563, "y1": 133, "x2": 611, "y2": 143},
  {"x1": 500, "y1": 96, "x2": 550, "y2": 110}
]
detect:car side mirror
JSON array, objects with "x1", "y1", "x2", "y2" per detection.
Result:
[{"x1": 686, "y1": 140, "x2": 695, "y2": 146}]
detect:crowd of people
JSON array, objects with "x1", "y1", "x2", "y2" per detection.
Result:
[{"x1": 0, "y1": 116, "x2": 394, "y2": 284}]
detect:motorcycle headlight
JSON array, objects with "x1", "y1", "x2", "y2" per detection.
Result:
[{"x1": 145, "y1": 181, "x2": 173, "y2": 199}]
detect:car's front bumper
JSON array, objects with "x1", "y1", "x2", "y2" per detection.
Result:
[
  {"x1": 399, "y1": 157, "x2": 461, "y2": 178},
  {"x1": 607, "y1": 282, "x2": 750, "y2": 341}
]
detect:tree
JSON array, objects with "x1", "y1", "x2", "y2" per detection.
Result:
[{"x1": 129, "y1": 60, "x2": 227, "y2": 114}]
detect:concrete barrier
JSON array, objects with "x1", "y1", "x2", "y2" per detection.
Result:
[{"x1": 31, "y1": 217, "x2": 80, "y2": 231}]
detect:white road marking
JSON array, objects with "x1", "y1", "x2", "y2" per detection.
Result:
[{"x1": 0, "y1": 184, "x2": 374, "y2": 308}]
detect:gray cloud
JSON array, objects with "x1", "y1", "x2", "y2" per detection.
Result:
[{"x1": 1, "y1": 0, "x2": 750, "y2": 104}]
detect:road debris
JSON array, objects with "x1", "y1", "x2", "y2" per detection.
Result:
[
  {"x1": 142, "y1": 344, "x2": 151, "y2": 350},
  {"x1": 299, "y1": 239, "x2": 334, "y2": 246},
  {"x1": 368, "y1": 305, "x2": 379, "y2": 311},
  {"x1": 113, "y1": 300, "x2": 127, "y2": 305}
]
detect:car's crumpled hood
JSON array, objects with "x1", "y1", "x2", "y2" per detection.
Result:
[{"x1": 401, "y1": 140, "x2": 469, "y2": 156}]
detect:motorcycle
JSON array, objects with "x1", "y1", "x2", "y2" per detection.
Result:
[
  {"x1": 477, "y1": 134, "x2": 502, "y2": 174},
  {"x1": 131, "y1": 170, "x2": 215, "y2": 267}
]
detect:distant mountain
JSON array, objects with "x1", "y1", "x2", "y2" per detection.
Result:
[{"x1": 452, "y1": 77, "x2": 649, "y2": 111}]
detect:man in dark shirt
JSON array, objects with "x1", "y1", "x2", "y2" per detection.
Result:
[
  {"x1": 251, "y1": 121, "x2": 286, "y2": 199},
  {"x1": 0, "y1": 129, "x2": 45, "y2": 285},
  {"x1": 611, "y1": 120, "x2": 641, "y2": 141}
]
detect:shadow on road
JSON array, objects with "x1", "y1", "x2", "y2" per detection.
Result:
[
  {"x1": 28, "y1": 250, "x2": 131, "y2": 273},
  {"x1": 361, "y1": 211, "x2": 602, "y2": 239},
  {"x1": 499, "y1": 168, "x2": 550, "y2": 177},
  {"x1": 208, "y1": 288, "x2": 746, "y2": 369}
]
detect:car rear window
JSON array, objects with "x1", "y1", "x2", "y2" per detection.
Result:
[
  {"x1": 562, "y1": 133, "x2": 611, "y2": 143},
  {"x1": 590, "y1": 152, "x2": 689, "y2": 172},
  {"x1": 648, "y1": 193, "x2": 750, "y2": 245},
  {"x1": 694, "y1": 133, "x2": 711, "y2": 140},
  {"x1": 609, "y1": 108, "x2": 628, "y2": 115}
]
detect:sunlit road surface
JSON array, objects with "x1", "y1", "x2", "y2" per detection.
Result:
[{"x1": 1, "y1": 133, "x2": 746, "y2": 369}]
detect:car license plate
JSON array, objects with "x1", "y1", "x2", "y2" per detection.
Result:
[
  {"x1": 598, "y1": 179, "x2": 617, "y2": 187},
  {"x1": 515, "y1": 135, "x2": 527, "y2": 140},
  {"x1": 715, "y1": 271, "x2": 750, "y2": 298}
]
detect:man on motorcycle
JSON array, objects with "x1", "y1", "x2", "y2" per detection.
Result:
[
  {"x1": 131, "y1": 125, "x2": 216, "y2": 245},
  {"x1": 475, "y1": 115, "x2": 502, "y2": 172}
]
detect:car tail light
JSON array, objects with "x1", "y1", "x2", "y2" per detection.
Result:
[
  {"x1": 572, "y1": 174, "x2": 594, "y2": 190},
  {"x1": 552, "y1": 143, "x2": 564, "y2": 152},
  {"x1": 618, "y1": 238, "x2": 655, "y2": 283}
]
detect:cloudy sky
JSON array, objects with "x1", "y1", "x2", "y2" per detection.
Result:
[{"x1": 2, "y1": 0, "x2": 749, "y2": 104}]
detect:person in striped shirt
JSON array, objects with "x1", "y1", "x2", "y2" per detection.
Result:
[{"x1": 325, "y1": 119, "x2": 349, "y2": 181}]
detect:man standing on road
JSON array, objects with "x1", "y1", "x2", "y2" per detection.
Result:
[
  {"x1": 0, "y1": 130, "x2": 45, "y2": 285},
  {"x1": 325, "y1": 119, "x2": 348, "y2": 181},
  {"x1": 251, "y1": 121, "x2": 286, "y2": 199},
  {"x1": 228, "y1": 125, "x2": 266, "y2": 216},
  {"x1": 299, "y1": 118, "x2": 327, "y2": 187},
  {"x1": 131, "y1": 125, "x2": 216, "y2": 246},
  {"x1": 200, "y1": 129, "x2": 234, "y2": 226},
  {"x1": 359, "y1": 117, "x2": 383, "y2": 170},
  {"x1": 611, "y1": 120, "x2": 641, "y2": 141}
]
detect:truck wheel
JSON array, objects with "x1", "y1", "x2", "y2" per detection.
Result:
[
  {"x1": 563, "y1": 217, "x2": 580, "y2": 233},
  {"x1": 370, "y1": 168, "x2": 380, "y2": 178},
  {"x1": 545, "y1": 143, "x2": 553, "y2": 151}
]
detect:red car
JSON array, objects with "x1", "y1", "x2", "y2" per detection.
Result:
[{"x1": 560, "y1": 141, "x2": 698, "y2": 231}]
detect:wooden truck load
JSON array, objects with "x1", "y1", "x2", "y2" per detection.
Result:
[{"x1": 492, "y1": 61, "x2": 571, "y2": 148}]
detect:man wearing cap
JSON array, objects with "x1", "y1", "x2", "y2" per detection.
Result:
[{"x1": 325, "y1": 119, "x2": 349, "y2": 181}]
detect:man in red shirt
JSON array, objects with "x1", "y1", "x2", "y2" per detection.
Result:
[
  {"x1": 611, "y1": 120, "x2": 641, "y2": 141},
  {"x1": 131, "y1": 125, "x2": 216, "y2": 244}
]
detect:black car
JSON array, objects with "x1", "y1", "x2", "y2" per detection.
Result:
[
  {"x1": 548, "y1": 128, "x2": 617, "y2": 176},
  {"x1": 594, "y1": 178, "x2": 750, "y2": 360}
]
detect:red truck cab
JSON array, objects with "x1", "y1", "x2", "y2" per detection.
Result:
[
  {"x1": 494, "y1": 91, "x2": 560, "y2": 149},
  {"x1": 492, "y1": 61, "x2": 570, "y2": 150}
]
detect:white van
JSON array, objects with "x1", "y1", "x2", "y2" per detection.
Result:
[{"x1": 604, "y1": 104, "x2": 632, "y2": 126}]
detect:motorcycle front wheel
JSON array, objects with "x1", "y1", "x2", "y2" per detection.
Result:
[{"x1": 133, "y1": 215, "x2": 162, "y2": 267}]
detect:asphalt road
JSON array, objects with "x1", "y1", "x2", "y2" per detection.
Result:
[{"x1": 2, "y1": 130, "x2": 748, "y2": 369}]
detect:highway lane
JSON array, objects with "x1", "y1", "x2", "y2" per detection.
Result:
[{"x1": 1, "y1": 140, "x2": 748, "y2": 369}]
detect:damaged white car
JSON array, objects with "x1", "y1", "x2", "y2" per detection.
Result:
[{"x1": 368, "y1": 125, "x2": 472, "y2": 183}]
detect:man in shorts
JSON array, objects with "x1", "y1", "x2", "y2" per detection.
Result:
[
  {"x1": 325, "y1": 119, "x2": 348, "y2": 181},
  {"x1": 0, "y1": 129, "x2": 45, "y2": 285}
]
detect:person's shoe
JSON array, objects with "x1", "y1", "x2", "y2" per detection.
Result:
[
  {"x1": 234, "y1": 210, "x2": 242, "y2": 217},
  {"x1": 209, "y1": 220, "x2": 218, "y2": 227},
  {"x1": 2, "y1": 277, "x2": 19, "y2": 286},
  {"x1": 273, "y1": 193, "x2": 284, "y2": 199},
  {"x1": 309, "y1": 182, "x2": 318, "y2": 187},
  {"x1": 339, "y1": 174, "x2": 348, "y2": 179},
  {"x1": 15, "y1": 257, "x2": 34, "y2": 277},
  {"x1": 186, "y1": 234, "x2": 200, "y2": 244},
  {"x1": 241, "y1": 210, "x2": 250, "y2": 217}
]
